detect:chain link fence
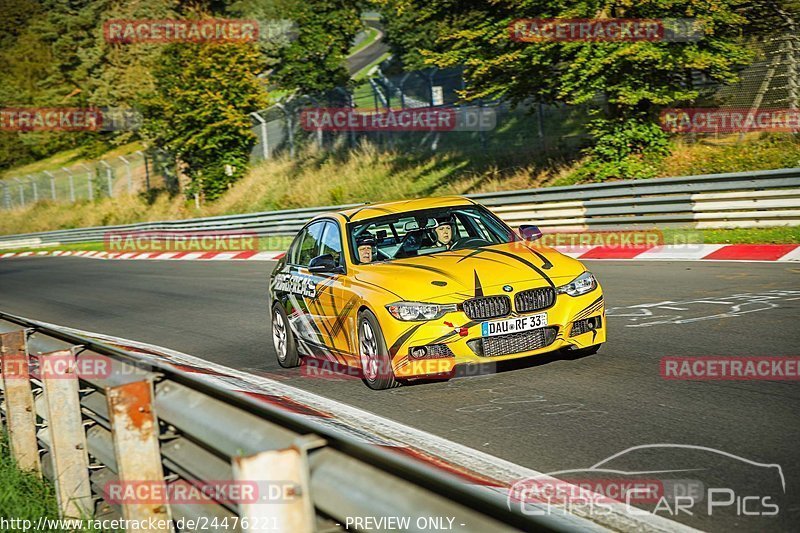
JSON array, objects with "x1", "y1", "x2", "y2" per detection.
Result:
[
  {"x1": 1, "y1": 150, "x2": 177, "y2": 210},
  {"x1": 249, "y1": 66, "x2": 595, "y2": 165},
  {"x1": 251, "y1": 31, "x2": 800, "y2": 162}
]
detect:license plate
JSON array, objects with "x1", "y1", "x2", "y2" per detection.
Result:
[{"x1": 481, "y1": 313, "x2": 548, "y2": 337}]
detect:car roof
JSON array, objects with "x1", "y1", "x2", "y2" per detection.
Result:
[{"x1": 334, "y1": 196, "x2": 476, "y2": 223}]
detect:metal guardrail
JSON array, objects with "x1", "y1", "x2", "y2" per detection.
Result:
[
  {"x1": 0, "y1": 312, "x2": 577, "y2": 532},
  {"x1": 1, "y1": 168, "x2": 798, "y2": 250}
]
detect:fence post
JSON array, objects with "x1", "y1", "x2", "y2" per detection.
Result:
[
  {"x1": 62, "y1": 167, "x2": 75, "y2": 202},
  {"x1": 80, "y1": 163, "x2": 93, "y2": 201},
  {"x1": 40, "y1": 349, "x2": 92, "y2": 519},
  {"x1": 13, "y1": 178, "x2": 25, "y2": 207},
  {"x1": 251, "y1": 111, "x2": 270, "y2": 160},
  {"x1": 136, "y1": 150, "x2": 151, "y2": 191},
  {"x1": 1, "y1": 181, "x2": 9, "y2": 209},
  {"x1": 44, "y1": 171, "x2": 56, "y2": 200},
  {"x1": 106, "y1": 379, "x2": 172, "y2": 532},
  {"x1": 119, "y1": 156, "x2": 133, "y2": 194},
  {"x1": 0, "y1": 330, "x2": 41, "y2": 476},
  {"x1": 27, "y1": 175, "x2": 38, "y2": 203},
  {"x1": 231, "y1": 435, "x2": 324, "y2": 533},
  {"x1": 100, "y1": 160, "x2": 113, "y2": 197}
]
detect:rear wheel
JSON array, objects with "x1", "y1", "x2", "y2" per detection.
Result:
[
  {"x1": 272, "y1": 304, "x2": 299, "y2": 368},
  {"x1": 358, "y1": 310, "x2": 399, "y2": 390}
]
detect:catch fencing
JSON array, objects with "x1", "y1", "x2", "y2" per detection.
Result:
[
  {"x1": 0, "y1": 150, "x2": 177, "y2": 210},
  {"x1": 0, "y1": 312, "x2": 572, "y2": 532},
  {"x1": 0, "y1": 167, "x2": 797, "y2": 250}
]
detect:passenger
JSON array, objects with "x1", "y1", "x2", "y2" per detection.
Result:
[
  {"x1": 356, "y1": 234, "x2": 376, "y2": 263},
  {"x1": 434, "y1": 218, "x2": 455, "y2": 248}
]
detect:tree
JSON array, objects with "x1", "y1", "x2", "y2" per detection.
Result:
[
  {"x1": 270, "y1": 0, "x2": 362, "y2": 93},
  {"x1": 380, "y1": 0, "x2": 759, "y2": 179},
  {"x1": 142, "y1": 41, "x2": 269, "y2": 200}
]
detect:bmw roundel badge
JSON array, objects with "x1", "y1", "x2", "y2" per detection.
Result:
[{"x1": 503, "y1": 285, "x2": 513, "y2": 292}]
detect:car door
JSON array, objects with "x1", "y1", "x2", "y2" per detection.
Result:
[
  {"x1": 283, "y1": 221, "x2": 327, "y2": 352},
  {"x1": 313, "y1": 220, "x2": 358, "y2": 364}
]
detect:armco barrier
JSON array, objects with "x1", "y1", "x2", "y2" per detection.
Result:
[
  {"x1": 0, "y1": 167, "x2": 799, "y2": 250},
  {"x1": 0, "y1": 312, "x2": 583, "y2": 532}
]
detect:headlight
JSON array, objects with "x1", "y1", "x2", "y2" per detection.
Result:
[
  {"x1": 557, "y1": 271, "x2": 597, "y2": 297},
  {"x1": 386, "y1": 302, "x2": 457, "y2": 321}
]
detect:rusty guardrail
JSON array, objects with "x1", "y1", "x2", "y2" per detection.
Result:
[{"x1": 0, "y1": 311, "x2": 585, "y2": 532}]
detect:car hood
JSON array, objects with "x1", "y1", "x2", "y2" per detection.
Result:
[{"x1": 353, "y1": 242, "x2": 586, "y2": 301}]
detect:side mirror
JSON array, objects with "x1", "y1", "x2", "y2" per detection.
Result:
[
  {"x1": 308, "y1": 253, "x2": 343, "y2": 274},
  {"x1": 519, "y1": 224, "x2": 542, "y2": 242}
]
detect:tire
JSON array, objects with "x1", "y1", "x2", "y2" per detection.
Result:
[
  {"x1": 357, "y1": 310, "x2": 400, "y2": 390},
  {"x1": 272, "y1": 304, "x2": 300, "y2": 368}
]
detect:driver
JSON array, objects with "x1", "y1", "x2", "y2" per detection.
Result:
[
  {"x1": 433, "y1": 217, "x2": 455, "y2": 248},
  {"x1": 356, "y1": 234, "x2": 377, "y2": 263}
]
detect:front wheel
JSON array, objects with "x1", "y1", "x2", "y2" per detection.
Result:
[
  {"x1": 358, "y1": 310, "x2": 399, "y2": 390},
  {"x1": 272, "y1": 304, "x2": 299, "y2": 368}
]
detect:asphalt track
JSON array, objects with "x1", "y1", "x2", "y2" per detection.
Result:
[
  {"x1": 347, "y1": 20, "x2": 389, "y2": 76},
  {"x1": 1, "y1": 257, "x2": 798, "y2": 532}
]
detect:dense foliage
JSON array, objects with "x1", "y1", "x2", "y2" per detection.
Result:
[
  {"x1": 0, "y1": 0, "x2": 362, "y2": 198},
  {"x1": 378, "y1": 0, "x2": 796, "y2": 178}
]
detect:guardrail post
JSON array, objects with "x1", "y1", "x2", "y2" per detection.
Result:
[
  {"x1": 40, "y1": 349, "x2": 92, "y2": 519},
  {"x1": 106, "y1": 379, "x2": 172, "y2": 532},
  {"x1": 0, "y1": 330, "x2": 41, "y2": 476},
  {"x1": 231, "y1": 435, "x2": 324, "y2": 533}
]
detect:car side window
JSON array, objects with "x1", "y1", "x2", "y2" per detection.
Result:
[
  {"x1": 296, "y1": 222, "x2": 326, "y2": 266},
  {"x1": 287, "y1": 229, "x2": 307, "y2": 265},
  {"x1": 319, "y1": 221, "x2": 343, "y2": 265}
]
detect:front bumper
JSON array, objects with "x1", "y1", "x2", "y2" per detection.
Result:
[{"x1": 387, "y1": 288, "x2": 606, "y2": 379}]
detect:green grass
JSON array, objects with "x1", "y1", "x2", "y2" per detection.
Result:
[
  {"x1": 0, "y1": 433, "x2": 112, "y2": 532},
  {"x1": 664, "y1": 226, "x2": 800, "y2": 244},
  {"x1": 352, "y1": 52, "x2": 392, "y2": 81},
  {"x1": 1, "y1": 142, "x2": 143, "y2": 181},
  {"x1": 1, "y1": 236, "x2": 295, "y2": 254}
]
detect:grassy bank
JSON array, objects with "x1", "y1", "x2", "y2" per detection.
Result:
[
  {"x1": 0, "y1": 433, "x2": 109, "y2": 532},
  {"x1": 1, "y1": 134, "x2": 798, "y2": 237}
]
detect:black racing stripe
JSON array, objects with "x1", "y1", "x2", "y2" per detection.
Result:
[
  {"x1": 429, "y1": 320, "x2": 479, "y2": 344},
  {"x1": 388, "y1": 323, "x2": 424, "y2": 357},
  {"x1": 293, "y1": 295, "x2": 332, "y2": 355},
  {"x1": 346, "y1": 205, "x2": 394, "y2": 221},
  {"x1": 377, "y1": 262, "x2": 460, "y2": 283},
  {"x1": 522, "y1": 243, "x2": 553, "y2": 269},
  {"x1": 447, "y1": 253, "x2": 509, "y2": 266},
  {"x1": 455, "y1": 248, "x2": 486, "y2": 263},
  {"x1": 331, "y1": 295, "x2": 359, "y2": 338},
  {"x1": 473, "y1": 270, "x2": 484, "y2": 298},
  {"x1": 481, "y1": 247, "x2": 556, "y2": 289},
  {"x1": 573, "y1": 296, "x2": 604, "y2": 320},
  {"x1": 353, "y1": 277, "x2": 404, "y2": 300}
]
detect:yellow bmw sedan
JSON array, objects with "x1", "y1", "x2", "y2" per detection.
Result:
[{"x1": 269, "y1": 196, "x2": 605, "y2": 389}]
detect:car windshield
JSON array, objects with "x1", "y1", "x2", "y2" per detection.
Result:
[{"x1": 349, "y1": 205, "x2": 517, "y2": 264}]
